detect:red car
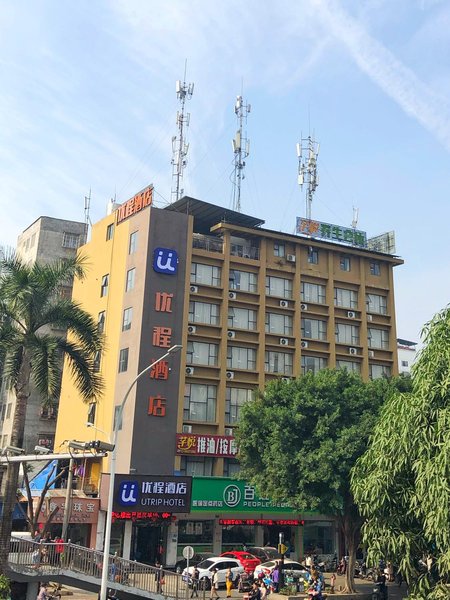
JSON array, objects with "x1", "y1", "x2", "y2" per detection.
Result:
[{"x1": 221, "y1": 551, "x2": 261, "y2": 573}]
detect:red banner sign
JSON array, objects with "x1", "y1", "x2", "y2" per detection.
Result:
[
  {"x1": 176, "y1": 434, "x2": 238, "y2": 458},
  {"x1": 219, "y1": 518, "x2": 304, "y2": 526}
]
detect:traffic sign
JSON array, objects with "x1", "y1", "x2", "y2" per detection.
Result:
[
  {"x1": 278, "y1": 543, "x2": 288, "y2": 555},
  {"x1": 183, "y1": 545, "x2": 194, "y2": 560}
]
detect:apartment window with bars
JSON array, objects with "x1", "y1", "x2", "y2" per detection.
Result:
[
  {"x1": 190, "y1": 263, "x2": 221, "y2": 287},
  {"x1": 118, "y1": 348, "x2": 129, "y2": 372},
  {"x1": 301, "y1": 355, "x2": 327, "y2": 375},
  {"x1": 129, "y1": 231, "x2": 138, "y2": 254},
  {"x1": 100, "y1": 275, "x2": 109, "y2": 297},
  {"x1": 301, "y1": 282, "x2": 326, "y2": 304},
  {"x1": 189, "y1": 301, "x2": 220, "y2": 325},
  {"x1": 225, "y1": 388, "x2": 253, "y2": 424},
  {"x1": 369, "y1": 364, "x2": 391, "y2": 379},
  {"x1": 335, "y1": 323, "x2": 360, "y2": 345},
  {"x1": 334, "y1": 287, "x2": 358, "y2": 309},
  {"x1": 229, "y1": 270, "x2": 258, "y2": 292},
  {"x1": 184, "y1": 383, "x2": 217, "y2": 422},
  {"x1": 122, "y1": 307, "x2": 133, "y2": 331},
  {"x1": 366, "y1": 293, "x2": 387, "y2": 315},
  {"x1": 368, "y1": 328, "x2": 389, "y2": 349},
  {"x1": 125, "y1": 268, "x2": 136, "y2": 292},
  {"x1": 228, "y1": 307, "x2": 257, "y2": 330},
  {"x1": 265, "y1": 312, "x2": 293, "y2": 336},
  {"x1": 227, "y1": 346, "x2": 257, "y2": 370},
  {"x1": 186, "y1": 341, "x2": 218, "y2": 366},
  {"x1": 301, "y1": 318, "x2": 327, "y2": 340},
  {"x1": 266, "y1": 276, "x2": 293, "y2": 299},
  {"x1": 264, "y1": 351, "x2": 293, "y2": 375},
  {"x1": 62, "y1": 232, "x2": 81, "y2": 249},
  {"x1": 336, "y1": 360, "x2": 361, "y2": 373}
]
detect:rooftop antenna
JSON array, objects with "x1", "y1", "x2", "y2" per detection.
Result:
[
  {"x1": 231, "y1": 93, "x2": 251, "y2": 213},
  {"x1": 171, "y1": 62, "x2": 194, "y2": 203},
  {"x1": 297, "y1": 134, "x2": 319, "y2": 221},
  {"x1": 351, "y1": 206, "x2": 359, "y2": 229},
  {"x1": 84, "y1": 188, "x2": 91, "y2": 243}
]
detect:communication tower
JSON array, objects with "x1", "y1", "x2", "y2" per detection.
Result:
[
  {"x1": 231, "y1": 95, "x2": 251, "y2": 213},
  {"x1": 171, "y1": 72, "x2": 194, "y2": 203},
  {"x1": 297, "y1": 135, "x2": 319, "y2": 221}
]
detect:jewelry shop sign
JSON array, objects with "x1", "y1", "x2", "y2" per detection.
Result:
[{"x1": 113, "y1": 474, "x2": 192, "y2": 513}]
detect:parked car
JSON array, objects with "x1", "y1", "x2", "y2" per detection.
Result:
[
  {"x1": 246, "y1": 546, "x2": 281, "y2": 562},
  {"x1": 254, "y1": 559, "x2": 309, "y2": 580},
  {"x1": 175, "y1": 552, "x2": 214, "y2": 574},
  {"x1": 221, "y1": 551, "x2": 260, "y2": 574},
  {"x1": 183, "y1": 557, "x2": 244, "y2": 589}
]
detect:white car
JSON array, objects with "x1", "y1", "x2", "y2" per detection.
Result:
[
  {"x1": 183, "y1": 557, "x2": 244, "y2": 589},
  {"x1": 253, "y1": 559, "x2": 309, "y2": 580}
]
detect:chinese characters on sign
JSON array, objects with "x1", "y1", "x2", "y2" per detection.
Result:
[
  {"x1": 113, "y1": 474, "x2": 192, "y2": 513},
  {"x1": 176, "y1": 434, "x2": 238, "y2": 458},
  {"x1": 116, "y1": 186, "x2": 153, "y2": 224},
  {"x1": 112, "y1": 511, "x2": 175, "y2": 522},
  {"x1": 35, "y1": 497, "x2": 99, "y2": 524},
  {"x1": 219, "y1": 519, "x2": 303, "y2": 526},
  {"x1": 296, "y1": 217, "x2": 367, "y2": 248}
]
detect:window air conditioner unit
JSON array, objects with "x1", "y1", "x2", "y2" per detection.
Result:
[
  {"x1": 286, "y1": 254, "x2": 296, "y2": 263},
  {"x1": 301, "y1": 341, "x2": 309, "y2": 349},
  {"x1": 279, "y1": 300, "x2": 289, "y2": 308},
  {"x1": 187, "y1": 325, "x2": 196, "y2": 334},
  {"x1": 226, "y1": 371, "x2": 235, "y2": 380},
  {"x1": 227, "y1": 330, "x2": 236, "y2": 339},
  {"x1": 347, "y1": 311, "x2": 356, "y2": 318},
  {"x1": 190, "y1": 285, "x2": 198, "y2": 293},
  {"x1": 185, "y1": 366, "x2": 195, "y2": 375},
  {"x1": 182, "y1": 425, "x2": 193, "y2": 434},
  {"x1": 367, "y1": 314, "x2": 373, "y2": 322},
  {"x1": 349, "y1": 347, "x2": 358, "y2": 355},
  {"x1": 281, "y1": 377, "x2": 290, "y2": 383},
  {"x1": 229, "y1": 292, "x2": 237, "y2": 300},
  {"x1": 224, "y1": 428, "x2": 233, "y2": 436},
  {"x1": 279, "y1": 338, "x2": 289, "y2": 346},
  {"x1": 301, "y1": 303, "x2": 308, "y2": 311},
  {"x1": 368, "y1": 350, "x2": 375, "y2": 358}
]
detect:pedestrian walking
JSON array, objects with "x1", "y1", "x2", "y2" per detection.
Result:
[
  {"x1": 225, "y1": 568, "x2": 233, "y2": 598},
  {"x1": 191, "y1": 566, "x2": 200, "y2": 598},
  {"x1": 330, "y1": 573, "x2": 336, "y2": 594},
  {"x1": 272, "y1": 562, "x2": 280, "y2": 593},
  {"x1": 210, "y1": 568, "x2": 219, "y2": 599},
  {"x1": 37, "y1": 583, "x2": 49, "y2": 600}
]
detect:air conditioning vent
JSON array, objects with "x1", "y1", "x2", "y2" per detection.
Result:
[
  {"x1": 226, "y1": 371, "x2": 235, "y2": 380},
  {"x1": 347, "y1": 311, "x2": 356, "y2": 319},
  {"x1": 187, "y1": 325, "x2": 196, "y2": 334},
  {"x1": 301, "y1": 303, "x2": 308, "y2": 311},
  {"x1": 190, "y1": 285, "x2": 198, "y2": 293},
  {"x1": 185, "y1": 366, "x2": 195, "y2": 375},
  {"x1": 367, "y1": 314, "x2": 373, "y2": 322},
  {"x1": 182, "y1": 425, "x2": 193, "y2": 434},
  {"x1": 224, "y1": 428, "x2": 233, "y2": 436},
  {"x1": 279, "y1": 300, "x2": 289, "y2": 308},
  {"x1": 227, "y1": 330, "x2": 236, "y2": 339},
  {"x1": 229, "y1": 292, "x2": 237, "y2": 300},
  {"x1": 301, "y1": 341, "x2": 309, "y2": 349},
  {"x1": 349, "y1": 347, "x2": 358, "y2": 355},
  {"x1": 368, "y1": 350, "x2": 375, "y2": 358},
  {"x1": 279, "y1": 338, "x2": 289, "y2": 346},
  {"x1": 286, "y1": 254, "x2": 296, "y2": 263}
]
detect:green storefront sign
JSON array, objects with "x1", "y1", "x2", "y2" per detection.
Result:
[{"x1": 191, "y1": 477, "x2": 296, "y2": 514}]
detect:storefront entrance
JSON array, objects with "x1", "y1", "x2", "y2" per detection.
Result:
[{"x1": 131, "y1": 523, "x2": 165, "y2": 565}]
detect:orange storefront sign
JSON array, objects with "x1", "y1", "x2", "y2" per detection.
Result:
[{"x1": 116, "y1": 185, "x2": 153, "y2": 224}]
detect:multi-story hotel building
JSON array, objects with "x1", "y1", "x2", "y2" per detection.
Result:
[{"x1": 54, "y1": 186, "x2": 403, "y2": 565}]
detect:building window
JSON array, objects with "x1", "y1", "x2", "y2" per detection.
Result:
[
  {"x1": 62, "y1": 232, "x2": 81, "y2": 249},
  {"x1": 184, "y1": 384, "x2": 217, "y2": 422},
  {"x1": 301, "y1": 318, "x2": 327, "y2": 340},
  {"x1": 229, "y1": 270, "x2": 258, "y2": 293},
  {"x1": 336, "y1": 360, "x2": 361, "y2": 373},
  {"x1": 366, "y1": 293, "x2": 387, "y2": 315},
  {"x1": 223, "y1": 459, "x2": 240, "y2": 478},
  {"x1": 274, "y1": 243, "x2": 285, "y2": 257},
  {"x1": 308, "y1": 248, "x2": 319, "y2": 264},
  {"x1": 180, "y1": 456, "x2": 214, "y2": 477},
  {"x1": 340, "y1": 256, "x2": 351, "y2": 271},
  {"x1": 225, "y1": 388, "x2": 253, "y2": 424},
  {"x1": 98, "y1": 311, "x2": 106, "y2": 333},
  {"x1": 186, "y1": 341, "x2": 218, "y2": 366},
  {"x1": 265, "y1": 312, "x2": 293, "y2": 336},
  {"x1": 227, "y1": 346, "x2": 257, "y2": 370},
  {"x1": 100, "y1": 275, "x2": 109, "y2": 297},
  {"x1": 118, "y1": 348, "x2": 129, "y2": 372},
  {"x1": 370, "y1": 261, "x2": 381, "y2": 276},
  {"x1": 301, "y1": 355, "x2": 327, "y2": 375},
  {"x1": 401, "y1": 360, "x2": 409, "y2": 367},
  {"x1": 369, "y1": 364, "x2": 391, "y2": 379},
  {"x1": 93, "y1": 351, "x2": 101, "y2": 373},
  {"x1": 5, "y1": 403, "x2": 12, "y2": 419},
  {"x1": 122, "y1": 307, "x2": 133, "y2": 331},
  {"x1": 335, "y1": 323, "x2": 360, "y2": 345},
  {"x1": 334, "y1": 287, "x2": 358, "y2": 309},
  {"x1": 190, "y1": 263, "x2": 221, "y2": 287},
  {"x1": 301, "y1": 282, "x2": 326, "y2": 304},
  {"x1": 368, "y1": 328, "x2": 389, "y2": 349},
  {"x1": 87, "y1": 402, "x2": 97, "y2": 425},
  {"x1": 264, "y1": 351, "x2": 293, "y2": 375},
  {"x1": 228, "y1": 307, "x2": 257, "y2": 330},
  {"x1": 37, "y1": 434, "x2": 55, "y2": 450},
  {"x1": 129, "y1": 231, "x2": 138, "y2": 254},
  {"x1": 125, "y1": 268, "x2": 136, "y2": 292},
  {"x1": 106, "y1": 223, "x2": 114, "y2": 241},
  {"x1": 266, "y1": 276, "x2": 293, "y2": 299},
  {"x1": 189, "y1": 301, "x2": 220, "y2": 325}
]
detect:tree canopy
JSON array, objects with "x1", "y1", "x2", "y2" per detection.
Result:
[
  {"x1": 235, "y1": 368, "x2": 410, "y2": 592},
  {"x1": 352, "y1": 308, "x2": 450, "y2": 599}
]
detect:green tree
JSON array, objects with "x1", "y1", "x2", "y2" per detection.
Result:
[
  {"x1": 352, "y1": 308, "x2": 450, "y2": 599},
  {"x1": 0, "y1": 254, "x2": 103, "y2": 572},
  {"x1": 235, "y1": 369, "x2": 408, "y2": 593}
]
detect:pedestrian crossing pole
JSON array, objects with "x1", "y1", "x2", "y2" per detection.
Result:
[{"x1": 278, "y1": 533, "x2": 286, "y2": 589}]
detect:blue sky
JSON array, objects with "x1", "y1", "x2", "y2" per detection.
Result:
[{"x1": 1, "y1": 0, "x2": 449, "y2": 343}]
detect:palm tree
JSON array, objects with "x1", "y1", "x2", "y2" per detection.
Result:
[{"x1": 0, "y1": 254, "x2": 103, "y2": 571}]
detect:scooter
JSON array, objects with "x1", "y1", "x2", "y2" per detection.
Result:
[{"x1": 371, "y1": 582, "x2": 388, "y2": 600}]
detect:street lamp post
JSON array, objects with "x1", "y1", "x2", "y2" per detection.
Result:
[{"x1": 99, "y1": 344, "x2": 182, "y2": 600}]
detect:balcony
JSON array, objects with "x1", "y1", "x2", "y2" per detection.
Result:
[
  {"x1": 192, "y1": 234, "x2": 223, "y2": 253},
  {"x1": 230, "y1": 244, "x2": 260, "y2": 260}
]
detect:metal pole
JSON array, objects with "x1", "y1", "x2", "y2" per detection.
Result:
[
  {"x1": 62, "y1": 458, "x2": 74, "y2": 541},
  {"x1": 99, "y1": 345, "x2": 182, "y2": 600}
]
